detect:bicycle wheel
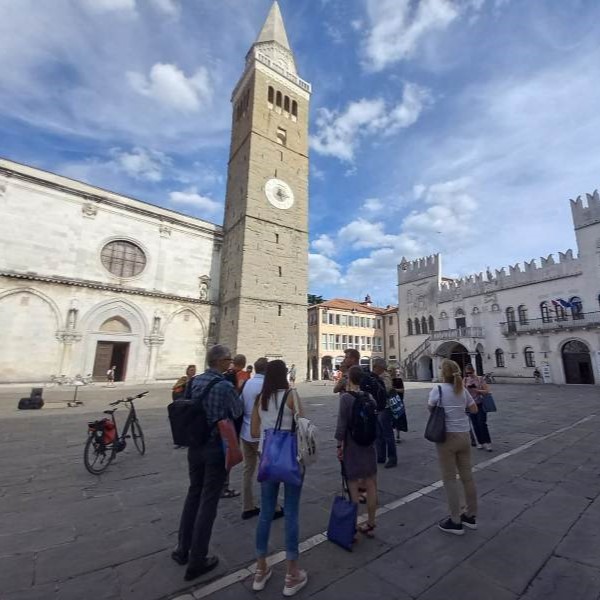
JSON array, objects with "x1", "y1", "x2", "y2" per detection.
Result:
[
  {"x1": 131, "y1": 420, "x2": 146, "y2": 455},
  {"x1": 84, "y1": 435, "x2": 115, "y2": 475}
]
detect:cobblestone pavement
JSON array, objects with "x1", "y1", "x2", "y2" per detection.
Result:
[{"x1": 1, "y1": 383, "x2": 599, "y2": 600}]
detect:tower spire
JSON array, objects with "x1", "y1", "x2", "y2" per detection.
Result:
[{"x1": 256, "y1": 1, "x2": 291, "y2": 50}]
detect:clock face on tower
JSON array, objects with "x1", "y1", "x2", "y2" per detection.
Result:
[{"x1": 265, "y1": 178, "x2": 295, "y2": 210}]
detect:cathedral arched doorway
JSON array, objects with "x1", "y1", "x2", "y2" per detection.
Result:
[
  {"x1": 562, "y1": 340, "x2": 595, "y2": 384},
  {"x1": 92, "y1": 317, "x2": 132, "y2": 382}
]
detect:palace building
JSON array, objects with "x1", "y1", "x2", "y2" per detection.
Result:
[
  {"x1": 0, "y1": 2, "x2": 310, "y2": 384},
  {"x1": 398, "y1": 192, "x2": 600, "y2": 385}
]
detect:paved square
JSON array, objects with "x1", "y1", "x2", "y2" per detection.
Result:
[{"x1": 0, "y1": 382, "x2": 598, "y2": 600}]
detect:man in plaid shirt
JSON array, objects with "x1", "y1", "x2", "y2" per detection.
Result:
[{"x1": 172, "y1": 344, "x2": 243, "y2": 581}]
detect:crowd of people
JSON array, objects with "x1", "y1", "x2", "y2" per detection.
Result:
[{"x1": 169, "y1": 346, "x2": 494, "y2": 593}]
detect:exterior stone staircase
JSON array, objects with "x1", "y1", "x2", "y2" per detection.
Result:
[{"x1": 402, "y1": 336, "x2": 431, "y2": 380}]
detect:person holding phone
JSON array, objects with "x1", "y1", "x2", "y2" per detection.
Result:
[{"x1": 464, "y1": 365, "x2": 492, "y2": 451}]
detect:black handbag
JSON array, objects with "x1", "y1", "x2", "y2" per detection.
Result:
[{"x1": 424, "y1": 385, "x2": 446, "y2": 443}]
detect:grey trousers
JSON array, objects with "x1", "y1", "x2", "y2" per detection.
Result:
[{"x1": 177, "y1": 444, "x2": 227, "y2": 567}]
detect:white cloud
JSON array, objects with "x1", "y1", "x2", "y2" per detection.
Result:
[
  {"x1": 309, "y1": 253, "x2": 342, "y2": 288},
  {"x1": 403, "y1": 177, "x2": 477, "y2": 240},
  {"x1": 311, "y1": 234, "x2": 337, "y2": 257},
  {"x1": 150, "y1": 0, "x2": 180, "y2": 16},
  {"x1": 339, "y1": 218, "x2": 393, "y2": 249},
  {"x1": 362, "y1": 198, "x2": 385, "y2": 212},
  {"x1": 363, "y1": 0, "x2": 459, "y2": 71},
  {"x1": 311, "y1": 83, "x2": 432, "y2": 161},
  {"x1": 110, "y1": 147, "x2": 171, "y2": 182},
  {"x1": 128, "y1": 63, "x2": 212, "y2": 113},
  {"x1": 169, "y1": 187, "x2": 221, "y2": 214},
  {"x1": 80, "y1": 0, "x2": 137, "y2": 15}
]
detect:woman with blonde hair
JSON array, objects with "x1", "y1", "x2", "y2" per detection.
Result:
[{"x1": 428, "y1": 359, "x2": 479, "y2": 535}]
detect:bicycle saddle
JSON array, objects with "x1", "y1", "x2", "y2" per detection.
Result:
[{"x1": 103, "y1": 409, "x2": 117, "y2": 415}]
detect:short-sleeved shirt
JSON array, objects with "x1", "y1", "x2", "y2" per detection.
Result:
[{"x1": 428, "y1": 383, "x2": 475, "y2": 433}]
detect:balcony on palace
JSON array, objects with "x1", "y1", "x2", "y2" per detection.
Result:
[
  {"x1": 501, "y1": 312, "x2": 600, "y2": 336},
  {"x1": 430, "y1": 327, "x2": 485, "y2": 341}
]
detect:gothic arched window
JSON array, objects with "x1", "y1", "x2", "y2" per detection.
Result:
[
  {"x1": 570, "y1": 296, "x2": 584, "y2": 320},
  {"x1": 291, "y1": 100, "x2": 298, "y2": 121},
  {"x1": 495, "y1": 349, "x2": 505, "y2": 368},
  {"x1": 524, "y1": 346, "x2": 535, "y2": 367},
  {"x1": 284, "y1": 96, "x2": 290, "y2": 114},
  {"x1": 414, "y1": 318, "x2": 421, "y2": 335},
  {"x1": 540, "y1": 301, "x2": 552, "y2": 323},
  {"x1": 276, "y1": 91, "x2": 282, "y2": 110},
  {"x1": 428, "y1": 315, "x2": 435, "y2": 332},
  {"x1": 518, "y1": 305, "x2": 528, "y2": 325},
  {"x1": 421, "y1": 316, "x2": 428, "y2": 334},
  {"x1": 268, "y1": 86, "x2": 274, "y2": 106},
  {"x1": 407, "y1": 319, "x2": 413, "y2": 336}
]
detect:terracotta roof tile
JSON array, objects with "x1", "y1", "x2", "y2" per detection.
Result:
[{"x1": 309, "y1": 298, "x2": 389, "y2": 315}]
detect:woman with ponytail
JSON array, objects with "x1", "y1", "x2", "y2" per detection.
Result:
[{"x1": 428, "y1": 359, "x2": 479, "y2": 536}]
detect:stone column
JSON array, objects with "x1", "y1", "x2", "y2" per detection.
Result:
[
  {"x1": 144, "y1": 335, "x2": 164, "y2": 382},
  {"x1": 432, "y1": 355, "x2": 442, "y2": 382},
  {"x1": 317, "y1": 356, "x2": 323, "y2": 381},
  {"x1": 57, "y1": 332, "x2": 82, "y2": 376}
]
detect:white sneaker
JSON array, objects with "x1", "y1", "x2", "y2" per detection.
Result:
[
  {"x1": 484, "y1": 443, "x2": 493, "y2": 452},
  {"x1": 252, "y1": 568, "x2": 272, "y2": 591},
  {"x1": 283, "y1": 569, "x2": 308, "y2": 597},
  {"x1": 476, "y1": 444, "x2": 483, "y2": 450}
]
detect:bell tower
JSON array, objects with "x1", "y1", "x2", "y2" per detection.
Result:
[{"x1": 219, "y1": 1, "x2": 311, "y2": 373}]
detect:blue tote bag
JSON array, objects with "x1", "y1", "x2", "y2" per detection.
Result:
[
  {"x1": 327, "y1": 467, "x2": 357, "y2": 552},
  {"x1": 257, "y1": 391, "x2": 303, "y2": 487},
  {"x1": 481, "y1": 393, "x2": 497, "y2": 413}
]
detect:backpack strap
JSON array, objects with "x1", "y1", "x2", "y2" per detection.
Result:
[{"x1": 437, "y1": 385, "x2": 443, "y2": 408}]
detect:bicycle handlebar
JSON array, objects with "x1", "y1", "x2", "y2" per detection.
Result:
[{"x1": 109, "y1": 391, "x2": 149, "y2": 406}]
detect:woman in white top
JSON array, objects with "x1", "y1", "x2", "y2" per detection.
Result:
[
  {"x1": 253, "y1": 360, "x2": 308, "y2": 597},
  {"x1": 428, "y1": 359, "x2": 479, "y2": 536}
]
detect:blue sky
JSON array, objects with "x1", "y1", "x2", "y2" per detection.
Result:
[{"x1": 2, "y1": 0, "x2": 600, "y2": 305}]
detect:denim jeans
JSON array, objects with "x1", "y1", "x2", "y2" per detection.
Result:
[
  {"x1": 376, "y1": 408, "x2": 397, "y2": 463},
  {"x1": 469, "y1": 409, "x2": 491, "y2": 445},
  {"x1": 256, "y1": 480, "x2": 302, "y2": 560}
]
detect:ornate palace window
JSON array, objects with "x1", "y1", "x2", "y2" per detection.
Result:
[
  {"x1": 524, "y1": 346, "x2": 536, "y2": 367},
  {"x1": 495, "y1": 349, "x2": 505, "y2": 368}
]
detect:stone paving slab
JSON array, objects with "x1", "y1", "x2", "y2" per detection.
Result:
[
  {"x1": 465, "y1": 523, "x2": 564, "y2": 595},
  {"x1": 520, "y1": 556, "x2": 600, "y2": 600},
  {"x1": 418, "y1": 564, "x2": 518, "y2": 600},
  {"x1": 0, "y1": 384, "x2": 599, "y2": 600}
]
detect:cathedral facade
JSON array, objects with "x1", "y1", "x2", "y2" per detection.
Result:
[{"x1": 0, "y1": 2, "x2": 310, "y2": 385}]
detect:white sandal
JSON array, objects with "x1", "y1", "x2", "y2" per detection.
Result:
[
  {"x1": 283, "y1": 569, "x2": 308, "y2": 597},
  {"x1": 252, "y1": 567, "x2": 272, "y2": 591}
]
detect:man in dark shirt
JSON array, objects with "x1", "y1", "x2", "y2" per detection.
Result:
[{"x1": 172, "y1": 345, "x2": 243, "y2": 581}]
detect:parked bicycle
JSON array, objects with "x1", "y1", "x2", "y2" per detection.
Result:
[
  {"x1": 483, "y1": 372, "x2": 496, "y2": 384},
  {"x1": 84, "y1": 391, "x2": 148, "y2": 475}
]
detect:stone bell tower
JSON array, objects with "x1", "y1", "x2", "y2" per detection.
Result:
[{"x1": 218, "y1": 1, "x2": 311, "y2": 375}]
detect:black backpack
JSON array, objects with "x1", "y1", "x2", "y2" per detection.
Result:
[
  {"x1": 168, "y1": 378, "x2": 221, "y2": 447},
  {"x1": 348, "y1": 391, "x2": 377, "y2": 447},
  {"x1": 361, "y1": 372, "x2": 387, "y2": 412}
]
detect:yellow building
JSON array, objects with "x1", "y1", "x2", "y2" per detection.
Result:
[{"x1": 307, "y1": 297, "x2": 399, "y2": 380}]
